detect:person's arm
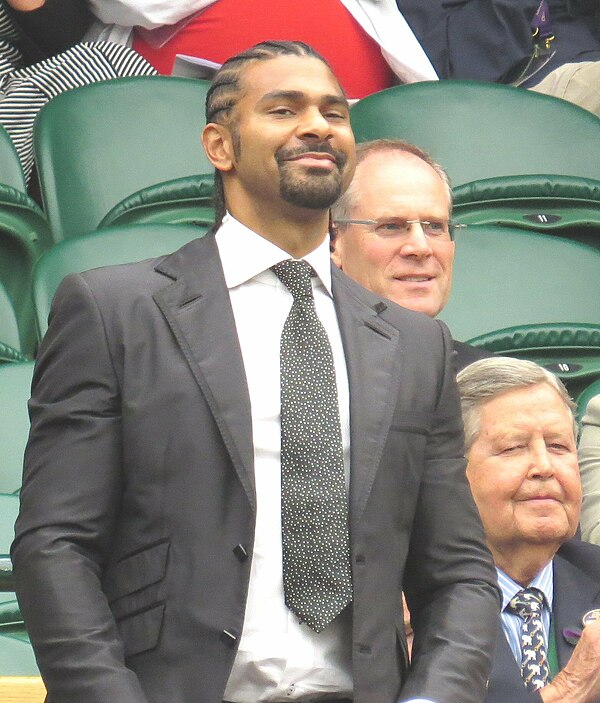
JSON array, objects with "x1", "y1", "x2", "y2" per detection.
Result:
[
  {"x1": 87, "y1": 0, "x2": 217, "y2": 29},
  {"x1": 579, "y1": 396, "x2": 600, "y2": 544},
  {"x1": 400, "y1": 320, "x2": 501, "y2": 703},
  {"x1": 11, "y1": 273, "x2": 148, "y2": 703},
  {"x1": 5, "y1": 0, "x2": 92, "y2": 56}
]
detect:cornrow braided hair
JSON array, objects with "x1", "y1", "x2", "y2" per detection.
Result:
[{"x1": 205, "y1": 40, "x2": 336, "y2": 226}]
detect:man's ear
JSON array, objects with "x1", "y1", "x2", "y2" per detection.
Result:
[
  {"x1": 330, "y1": 231, "x2": 343, "y2": 268},
  {"x1": 202, "y1": 122, "x2": 235, "y2": 172}
]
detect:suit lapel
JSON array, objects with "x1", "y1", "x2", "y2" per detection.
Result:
[
  {"x1": 153, "y1": 234, "x2": 255, "y2": 511},
  {"x1": 332, "y1": 267, "x2": 403, "y2": 527},
  {"x1": 553, "y1": 548, "x2": 600, "y2": 667}
]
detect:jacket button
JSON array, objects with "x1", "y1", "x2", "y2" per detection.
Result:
[
  {"x1": 233, "y1": 544, "x2": 248, "y2": 561},
  {"x1": 221, "y1": 629, "x2": 238, "y2": 646}
]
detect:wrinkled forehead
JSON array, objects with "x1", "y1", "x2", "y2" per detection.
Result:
[{"x1": 478, "y1": 382, "x2": 577, "y2": 439}]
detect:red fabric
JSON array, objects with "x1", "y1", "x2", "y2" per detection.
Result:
[{"x1": 133, "y1": 0, "x2": 395, "y2": 98}]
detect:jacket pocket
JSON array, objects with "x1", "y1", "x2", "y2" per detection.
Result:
[
  {"x1": 117, "y1": 602, "x2": 165, "y2": 659},
  {"x1": 104, "y1": 540, "x2": 170, "y2": 604}
]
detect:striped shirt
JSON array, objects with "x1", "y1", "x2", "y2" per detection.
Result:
[
  {"x1": 0, "y1": 5, "x2": 155, "y2": 181},
  {"x1": 498, "y1": 562, "x2": 554, "y2": 664}
]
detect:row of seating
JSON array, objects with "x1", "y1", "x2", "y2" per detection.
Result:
[{"x1": 0, "y1": 76, "x2": 599, "y2": 351}]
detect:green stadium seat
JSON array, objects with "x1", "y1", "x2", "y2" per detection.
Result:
[
  {"x1": 0, "y1": 126, "x2": 53, "y2": 356},
  {"x1": 98, "y1": 174, "x2": 215, "y2": 230},
  {"x1": 0, "y1": 633, "x2": 39, "y2": 676},
  {"x1": 351, "y1": 81, "x2": 600, "y2": 187},
  {"x1": 0, "y1": 362, "x2": 34, "y2": 495},
  {"x1": 439, "y1": 224, "x2": 600, "y2": 343},
  {"x1": 0, "y1": 493, "x2": 20, "y2": 618},
  {"x1": 0, "y1": 282, "x2": 22, "y2": 356},
  {"x1": 0, "y1": 124, "x2": 27, "y2": 193},
  {"x1": 33, "y1": 223, "x2": 208, "y2": 339},
  {"x1": 34, "y1": 76, "x2": 212, "y2": 242},
  {"x1": 452, "y1": 175, "x2": 600, "y2": 249},
  {"x1": 467, "y1": 323, "x2": 600, "y2": 400}
]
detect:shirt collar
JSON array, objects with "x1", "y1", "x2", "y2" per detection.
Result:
[
  {"x1": 497, "y1": 560, "x2": 554, "y2": 612},
  {"x1": 215, "y1": 212, "x2": 333, "y2": 295}
]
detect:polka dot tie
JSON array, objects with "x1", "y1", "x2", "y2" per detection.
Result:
[
  {"x1": 507, "y1": 587, "x2": 551, "y2": 691},
  {"x1": 271, "y1": 259, "x2": 352, "y2": 633}
]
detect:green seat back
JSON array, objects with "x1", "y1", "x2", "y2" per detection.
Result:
[
  {"x1": 34, "y1": 76, "x2": 212, "y2": 241},
  {"x1": 351, "y1": 81, "x2": 600, "y2": 187},
  {"x1": 452, "y1": 175, "x2": 600, "y2": 249},
  {"x1": 0, "y1": 632, "x2": 39, "y2": 675},
  {"x1": 0, "y1": 494, "x2": 18, "y2": 553},
  {"x1": 0, "y1": 191, "x2": 53, "y2": 355},
  {"x1": 0, "y1": 128, "x2": 53, "y2": 354},
  {"x1": 98, "y1": 173, "x2": 216, "y2": 230},
  {"x1": 0, "y1": 362, "x2": 34, "y2": 494},
  {"x1": 0, "y1": 124, "x2": 26, "y2": 192},
  {"x1": 33, "y1": 223, "x2": 208, "y2": 338},
  {"x1": 0, "y1": 282, "x2": 20, "y2": 353},
  {"x1": 0, "y1": 493, "x2": 19, "y2": 594},
  {"x1": 467, "y1": 323, "x2": 600, "y2": 399},
  {"x1": 439, "y1": 224, "x2": 600, "y2": 342}
]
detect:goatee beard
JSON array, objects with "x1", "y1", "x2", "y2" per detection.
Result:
[{"x1": 276, "y1": 143, "x2": 347, "y2": 209}]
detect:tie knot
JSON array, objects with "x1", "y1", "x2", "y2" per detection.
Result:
[
  {"x1": 508, "y1": 587, "x2": 546, "y2": 620},
  {"x1": 271, "y1": 259, "x2": 314, "y2": 300}
]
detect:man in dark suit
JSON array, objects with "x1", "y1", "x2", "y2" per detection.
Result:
[
  {"x1": 330, "y1": 139, "x2": 490, "y2": 372},
  {"x1": 12, "y1": 41, "x2": 499, "y2": 703},
  {"x1": 457, "y1": 357, "x2": 600, "y2": 702}
]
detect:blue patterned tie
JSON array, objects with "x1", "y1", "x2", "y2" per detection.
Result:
[
  {"x1": 508, "y1": 587, "x2": 551, "y2": 691},
  {"x1": 271, "y1": 259, "x2": 352, "y2": 633}
]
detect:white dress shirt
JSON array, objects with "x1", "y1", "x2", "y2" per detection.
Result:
[{"x1": 216, "y1": 214, "x2": 352, "y2": 702}]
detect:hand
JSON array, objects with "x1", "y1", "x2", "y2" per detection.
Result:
[
  {"x1": 5, "y1": 0, "x2": 46, "y2": 10},
  {"x1": 541, "y1": 620, "x2": 600, "y2": 703}
]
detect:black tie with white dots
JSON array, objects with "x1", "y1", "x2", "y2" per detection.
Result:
[{"x1": 271, "y1": 259, "x2": 352, "y2": 633}]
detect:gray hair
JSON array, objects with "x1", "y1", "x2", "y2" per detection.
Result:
[
  {"x1": 330, "y1": 138, "x2": 452, "y2": 225},
  {"x1": 456, "y1": 357, "x2": 576, "y2": 451}
]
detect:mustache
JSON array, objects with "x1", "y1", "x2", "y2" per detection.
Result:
[{"x1": 275, "y1": 143, "x2": 347, "y2": 167}]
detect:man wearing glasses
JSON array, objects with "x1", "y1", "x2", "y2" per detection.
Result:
[{"x1": 331, "y1": 138, "x2": 489, "y2": 371}]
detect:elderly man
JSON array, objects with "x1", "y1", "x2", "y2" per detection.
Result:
[
  {"x1": 331, "y1": 138, "x2": 489, "y2": 371},
  {"x1": 457, "y1": 357, "x2": 600, "y2": 703}
]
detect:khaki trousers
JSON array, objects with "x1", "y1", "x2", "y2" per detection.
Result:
[{"x1": 529, "y1": 60, "x2": 600, "y2": 118}]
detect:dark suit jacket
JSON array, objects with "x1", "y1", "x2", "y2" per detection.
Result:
[
  {"x1": 13, "y1": 233, "x2": 499, "y2": 703},
  {"x1": 453, "y1": 339, "x2": 492, "y2": 372},
  {"x1": 399, "y1": 0, "x2": 600, "y2": 85},
  {"x1": 485, "y1": 539, "x2": 600, "y2": 702}
]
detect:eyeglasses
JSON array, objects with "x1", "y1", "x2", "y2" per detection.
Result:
[{"x1": 333, "y1": 218, "x2": 466, "y2": 241}]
